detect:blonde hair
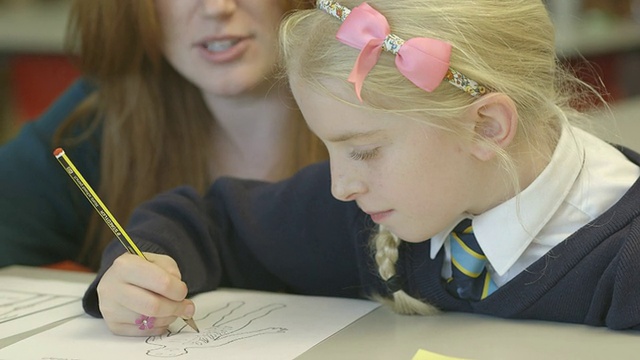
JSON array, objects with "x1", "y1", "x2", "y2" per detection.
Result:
[
  {"x1": 55, "y1": 0, "x2": 326, "y2": 270},
  {"x1": 281, "y1": 0, "x2": 601, "y2": 314}
]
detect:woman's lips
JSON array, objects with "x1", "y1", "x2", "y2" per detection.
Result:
[{"x1": 196, "y1": 36, "x2": 251, "y2": 64}]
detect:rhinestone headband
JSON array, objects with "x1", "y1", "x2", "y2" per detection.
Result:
[{"x1": 317, "y1": 0, "x2": 487, "y2": 98}]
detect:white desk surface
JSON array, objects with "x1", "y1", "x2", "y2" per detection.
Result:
[{"x1": 0, "y1": 265, "x2": 639, "y2": 360}]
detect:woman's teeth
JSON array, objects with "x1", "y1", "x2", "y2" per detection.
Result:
[{"x1": 205, "y1": 39, "x2": 240, "y2": 52}]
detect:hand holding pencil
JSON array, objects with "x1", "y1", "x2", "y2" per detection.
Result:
[
  {"x1": 97, "y1": 252, "x2": 197, "y2": 336},
  {"x1": 53, "y1": 148, "x2": 199, "y2": 336}
]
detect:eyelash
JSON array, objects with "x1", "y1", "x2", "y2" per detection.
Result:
[{"x1": 349, "y1": 148, "x2": 380, "y2": 161}]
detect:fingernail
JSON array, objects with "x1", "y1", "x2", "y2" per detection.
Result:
[{"x1": 184, "y1": 303, "x2": 195, "y2": 318}]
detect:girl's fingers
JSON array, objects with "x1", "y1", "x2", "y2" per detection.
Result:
[
  {"x1": 99, "y1": 287, "x2": 184, "y2": 337},
  {"x1": 99, "y1": 281, "x2": 190, "y2": 318},
  {"x1": 97, "y1": 252, "x2": 195, "y2": 336},
  {"x1": 109, "y1": 254, "x2": 188, "y2": 302},
  {"x1": 103, "y1": 313, "x2": 177, "y2": 337},
  {"x1": 103, "y1": 309, "x2": 177, "y2": 329},
  {"x1": 101, "y1": 297, "x2": 194, "y2": 337},
  {"x1": 128, "y1": 286, "x2": 193, "y2": 318},
  {"x1": 144, "y1": 252, "x2": 182, "y2": 279}
]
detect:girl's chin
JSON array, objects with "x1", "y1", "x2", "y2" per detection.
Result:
[{"x1": 385, "y1": 227, "x2": 431, "y2": 244}]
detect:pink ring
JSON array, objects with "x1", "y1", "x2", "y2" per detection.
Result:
[{"x1": 135, "y1": 315, "x2": 156, "y2": 330}]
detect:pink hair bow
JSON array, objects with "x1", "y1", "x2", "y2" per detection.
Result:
[{"x1": 335, "y1": 3, "x2": 452, "y2": 101}]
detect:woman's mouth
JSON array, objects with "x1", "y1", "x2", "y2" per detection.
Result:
[
  {"x1": 197, "y1": 37, "x2": 250, "y2": 64},
  {"x1": 205, "y1": 39, "x2": 241, "y2": 52}
]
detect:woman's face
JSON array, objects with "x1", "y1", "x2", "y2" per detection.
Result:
[{"x1": 155, "y1": 0, "x2": 293, "y2": 97}]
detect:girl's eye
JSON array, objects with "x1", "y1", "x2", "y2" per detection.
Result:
[{"x1": 349, "y1": 148, "x2": 379, "y2": 161}]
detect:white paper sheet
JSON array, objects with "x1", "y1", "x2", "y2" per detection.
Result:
[
  {"x1": 0, "y1": 276, "x2": 87, "y2": 340},
  {"x1": 0, "y1": 289, "x2": 380, "y2": 360}
]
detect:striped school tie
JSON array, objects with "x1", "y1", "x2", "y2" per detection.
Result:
[{"x1": 446, "y1": 219, "x2": 497, "y2": 300}]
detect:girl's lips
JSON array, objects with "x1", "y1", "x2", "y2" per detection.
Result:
[
  {"x1": 196, "y1": 37, "x2": 251, "y2": 64},
  {"x1": 368, "y1": 210, "x2": 394, "y2": 223}
]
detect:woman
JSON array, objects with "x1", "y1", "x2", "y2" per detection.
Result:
[{"x1": 0, "y1": 0, "x2": 326, "y2": 270}]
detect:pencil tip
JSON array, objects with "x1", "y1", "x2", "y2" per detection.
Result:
[{"x1": 184, "y1": 317, "x2": 200, "y2": 333}]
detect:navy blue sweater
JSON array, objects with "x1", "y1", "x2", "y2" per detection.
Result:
[
  {"x1": 0, "y1": 80, "x2": 99, "y2": 267},
  {"x1": 84, "y1": 148, "x2": 640, "y2": 331}
]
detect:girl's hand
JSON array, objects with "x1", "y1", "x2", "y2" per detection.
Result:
[{"x1": 96, "y1": 252, "x2": 195, "y2": 336}]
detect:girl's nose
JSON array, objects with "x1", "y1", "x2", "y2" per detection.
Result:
[{"x1": 330, "y1": 163, "x2": 367, "y2": 202}]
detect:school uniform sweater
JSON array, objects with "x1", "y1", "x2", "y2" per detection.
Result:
[{"x1": 84, "y1": 149, "x2": 640, "y2": 331}]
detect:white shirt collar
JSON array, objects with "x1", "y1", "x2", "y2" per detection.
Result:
[{"x1": 430, "y1": 125, "x2": 584, "y2": 275}]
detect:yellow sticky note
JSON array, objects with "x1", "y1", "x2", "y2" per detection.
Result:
[{"x1": 412, "y1": 348, "x2": 472, "y2": 360}]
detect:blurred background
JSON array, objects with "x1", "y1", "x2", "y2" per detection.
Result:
[{"x1": 0, "y1": 0, "x2": 639, "y2": 149}]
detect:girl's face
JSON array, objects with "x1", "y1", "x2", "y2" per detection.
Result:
[
  {"x1": 292, "y1": 79, "x2": 485, "y2": 242},
  {"x1": 155, "y1": 0, "x2": 292, "y2": 97}
]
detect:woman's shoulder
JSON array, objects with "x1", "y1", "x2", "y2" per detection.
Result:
[{"x1": 0, "y1": 77, "x2": 100, "y2": 182}]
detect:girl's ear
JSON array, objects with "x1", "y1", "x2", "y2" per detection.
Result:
[{"x1": 466, "y1": 93, "x2": 518, "y2": 161}]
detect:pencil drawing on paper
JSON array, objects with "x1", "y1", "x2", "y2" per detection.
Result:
[
  {"x1": 144, "y1": 301, "x2": 288, "y2": 357},
  {"x1": 0, "y1": 290, "x2": 80, "y2": 323}
]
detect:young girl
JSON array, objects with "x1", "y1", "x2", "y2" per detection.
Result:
[{"x1": 85, "y1": 0, "x2": 640, "y2": 336}]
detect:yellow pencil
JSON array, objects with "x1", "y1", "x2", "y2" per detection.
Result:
[{"x1": 53, "y1": 147, "x2": 199, "y2": 333}]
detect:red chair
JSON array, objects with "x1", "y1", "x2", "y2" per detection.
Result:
[{"x1": 8, "y1": 54, "x2": 80, "y2": 123}]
